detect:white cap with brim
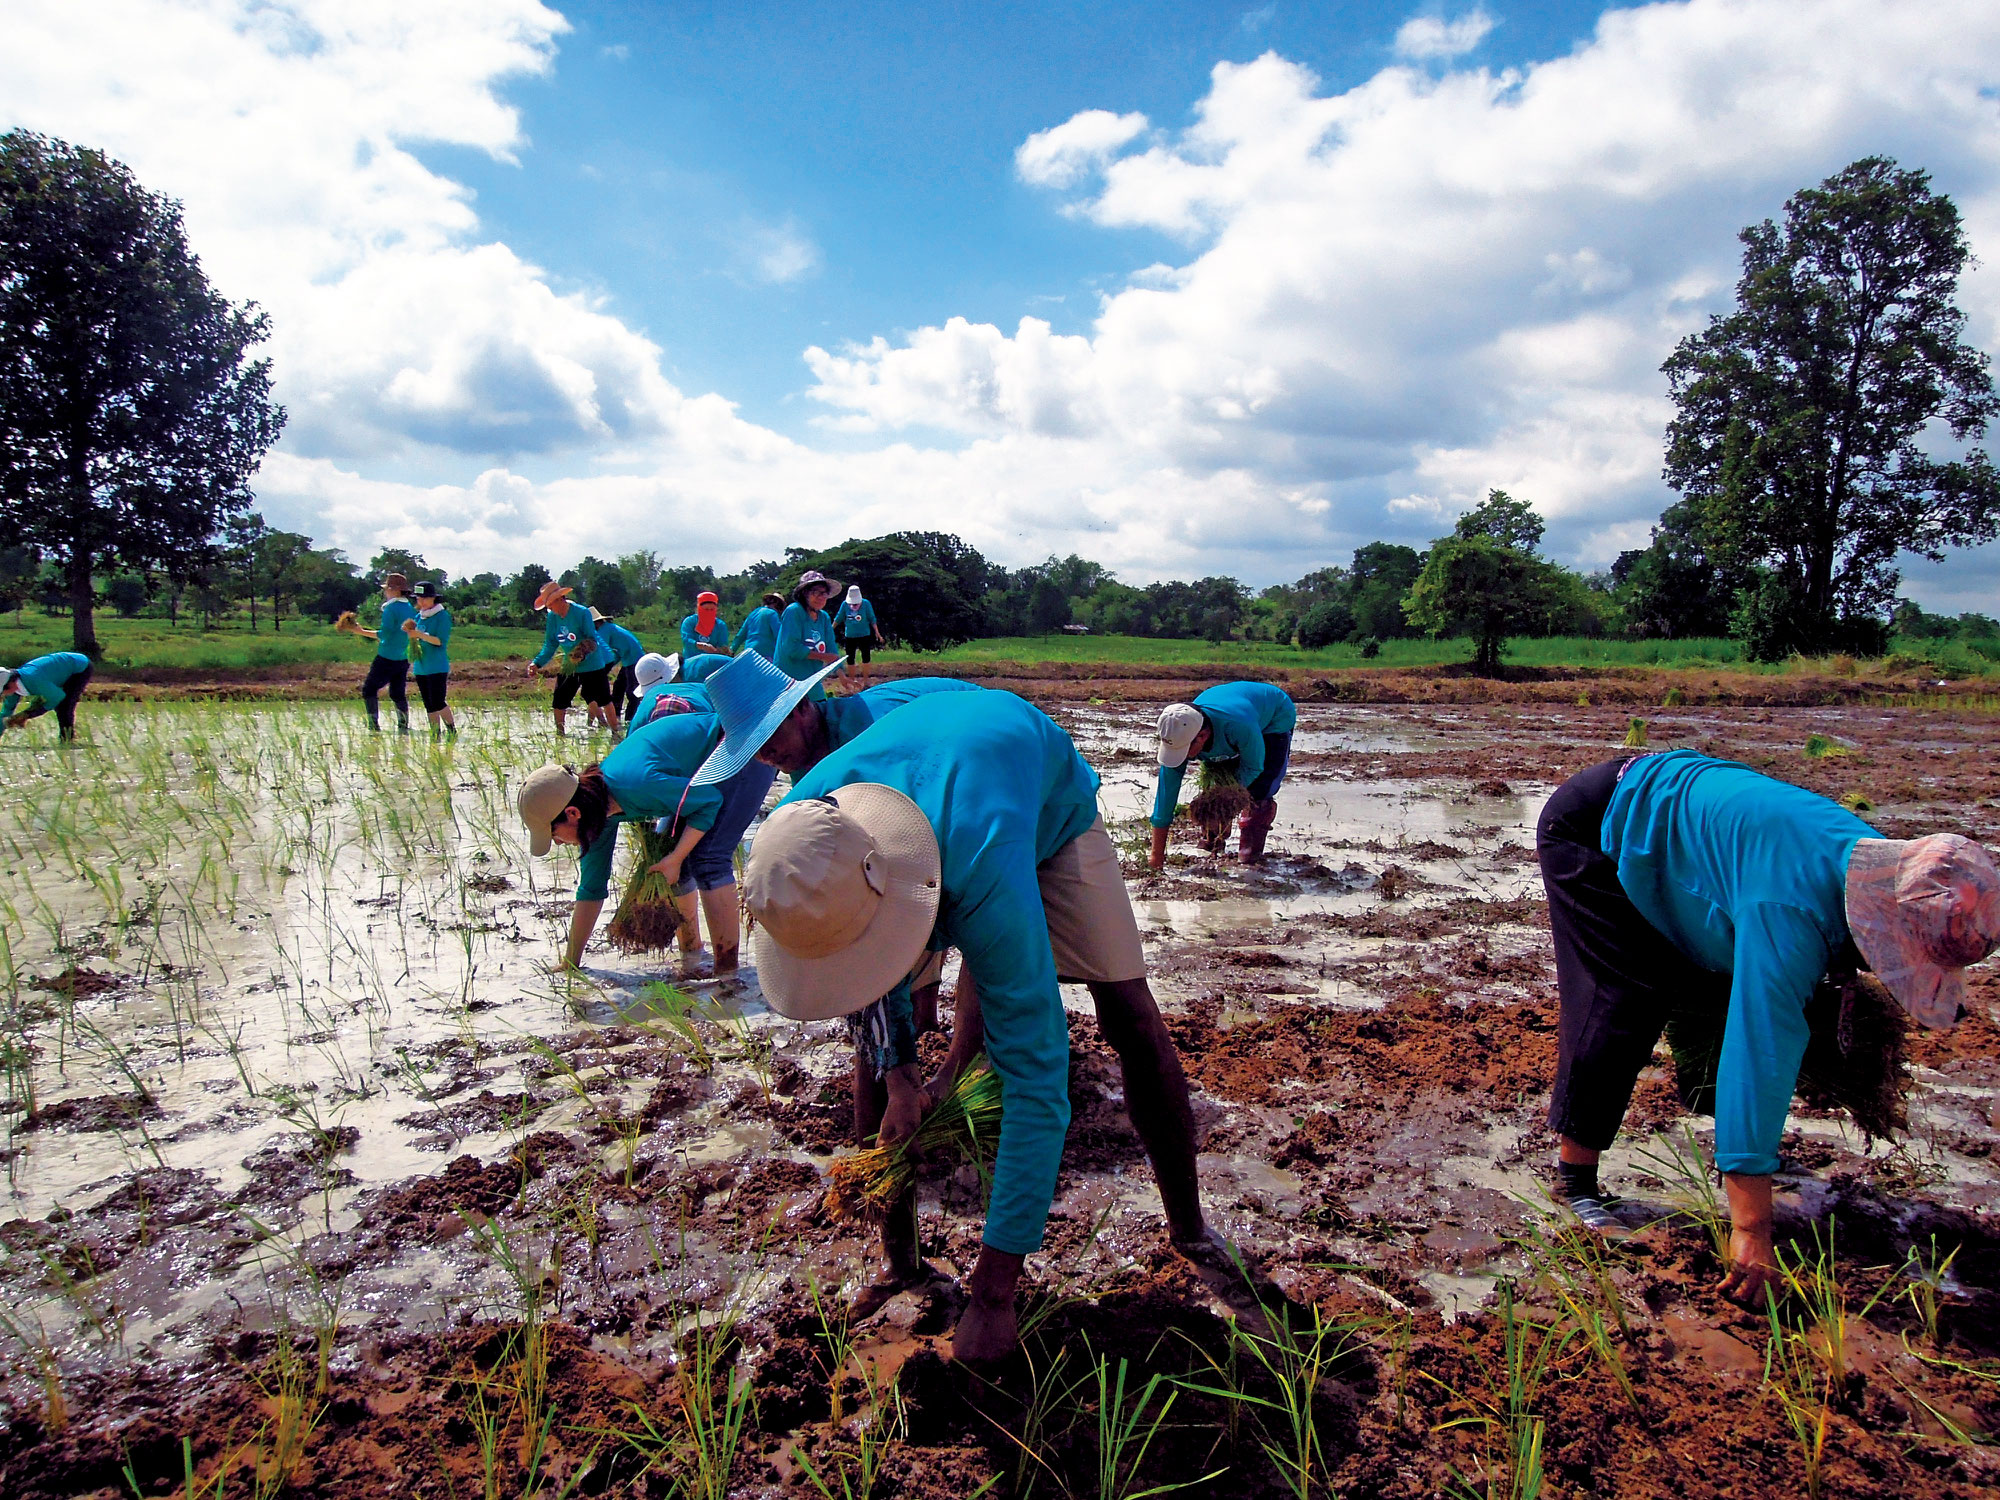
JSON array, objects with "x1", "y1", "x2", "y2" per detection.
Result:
[
  {"x1": 746, "y1": 785, "x2": 942, "y2": 1021},
  {"x1": 634, "y1": 652, "x2": 672, "y2": 689},
  {"x1": 689, "y1": 651, "x2": 844, "y2": 787},
  {"x1": 518, "y1": 764, "x2": 581, "y2": 857},
  {"x1": 1157, "y1": 703, "x2": 1204, "y2": 768}
]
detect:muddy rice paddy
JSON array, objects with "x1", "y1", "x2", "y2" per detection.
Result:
[{"x1": 2, "y1": 692, "x2": 1998, "y2": 1498}]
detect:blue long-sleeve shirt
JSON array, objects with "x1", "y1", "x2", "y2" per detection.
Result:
[
  {"x1": 1601, "y1": 749, "x2": 1881, "y2": 1176},
  {"x1": 410, "y1": 607, "x2": 452, "y2": 675},
  {"x1": 739, "y1": 606, "x2": 781, "y2": 661},
  {"x1": 784, "y1": 691, "x2": 1101, "y2": 1255},
  {"x1": 775, "y1": 603, "x2": 838, "y2": 700},
  {"x1": 1150, "y1": 680, "x2": 1298, "y2": 826},
  {"x1": 680, "y1": 652, "x2": 733, "y2": 685},
  {"x1": 680, "y1": 613, "x2": 731, "y2": 658},
  {"x1": 3, "y1": 652, "x2": 90, "y2": 718},
  {"x1": 819, "y1": 677, "x2": 981, "y2": 751},
  {"x1": 530, "y1": 604, "x2": 607, "y2": 672},
  {"x1": 837, "y1": 597, "x2": 879, "y2": 640},
  {"x1": 632, "y1": 681, "x2": 711, "y2": 729},
  {"x1": 574, "y1": 712, "x2": 727, "y2": 902},
  {"x1": 598, "y1": 622, "x2": 645, "y2": 669}
]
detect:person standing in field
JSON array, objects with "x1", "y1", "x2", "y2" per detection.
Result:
[
  {"x1": 738, "y1": 590, "x2": 786, "y2": 662},
  {"x1": 529, "y1": 581, "x2": 616, "y2": 736},
  {"x1": 0, "y1": 651, "x2": 93, "y2": 742},
  {"x1": 349, "y1": 571, "x2": 418, "y2": 735},
  {"x1": 680, "y1": 591, "x2": 731, "y2": 663},
  {"x1": 1148, "y1": 681, "x2": 1298, "y2": 867},
  {"x1": 741, "y1": 689, "x2": 1231, "y2": 1359},
  {"x1": 776, "y1": 570, "x2": 844, "y2": 700},
  {"x1": 517, "y1": 709, "x2": 777, "y2": 976},
  {"x1": 837, "y1": 584, "x2": 884, "y2": 686},
  {"x1": 1538, "y1": 748, "x2": 2000, "y2": 1304},
  {"x1": 592, "y1": 608, "x2": 647, "y2": 727},
  {"x1": 407, "y1": 580, "x2": 457, "y2": 739}
]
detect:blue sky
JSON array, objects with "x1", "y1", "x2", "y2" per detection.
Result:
[
  {"x1": 8, "y1": 0, "x2": 2000, "y2": 605},
  {"x1": 439, "y1": 2, "x2": 1618, "y2": 439}
]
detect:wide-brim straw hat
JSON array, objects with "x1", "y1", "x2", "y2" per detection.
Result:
[
  {"x1": 1846, "y1": 833, "x2": 2000, "y2": 1029},
  {"x1": 532, "y1": 581, "x2": 573, "y2": 611},
  {"x1": 746, "y1": 785, "x2": 941, "y2": 1020},
  {"x1": 689, "y1": 651, "x2": 843, "y2": 786}
]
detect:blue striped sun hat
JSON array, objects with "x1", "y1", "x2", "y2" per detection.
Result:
[{"x1": 689, "y1": 651, "x2": 842, "y2": 786}]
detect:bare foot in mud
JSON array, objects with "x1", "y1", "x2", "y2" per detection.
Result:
[
  {"x1": 850, "y1": 1261, "x2": 956, "y2": 1322},
  {"x1": 1172, "y1": 1226, "x2": 1251, "y2": 1279}
]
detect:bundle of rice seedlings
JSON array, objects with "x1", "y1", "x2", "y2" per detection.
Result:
[
  {"x1": 1624, "y1": 716, "x2": 1648, "y2": 748},
  {"x1": 1803, "y1": 733, "x2": 1849, "y2": 758},
  {"x1": 1797, "y1": 971, "x2": 1910, "y2": 1146},
  {"x1": 565, "y1": 641, "x2": 594, "y2": 672},
  {"x1": 605, "y1": 822, "x2": 686, "y2": 953},
  {"x1": 825, "y1": 1066, "x2": 1004, "y2": 1223},
  {"x1": 1190, "y1": 758, "x2": 1250, "y2": 852},
  {"x1": 333, "y1": 610, "x2": 362, "y2": 635}
]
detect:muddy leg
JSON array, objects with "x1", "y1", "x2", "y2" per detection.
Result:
[
  {"x1": 912, "y1": 981, "x2": 939, "y2": 1036},
  {"x1": 1087, "y1": 977, "x2": 1208, "y2": 1243},
  {"x1": 698, "y1": 885, "x2": 740, "y2": 973}
]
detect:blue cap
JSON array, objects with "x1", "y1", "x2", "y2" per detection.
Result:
[{"x1": 689, "y1": 651, "x2": 842, "y2": 786}]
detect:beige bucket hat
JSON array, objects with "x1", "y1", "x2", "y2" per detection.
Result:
[
  {"x1": 744, "y1": 785, "x2": 941, "y2": 1020},
  {"x1": 518, "y1": 764, "x2": 580, "y2": 857},
  {"x1": 1845, "y1": 833, "x2": 2000, "y2": 1029}
]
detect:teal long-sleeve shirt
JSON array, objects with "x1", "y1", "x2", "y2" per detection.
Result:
[
  {"x1": 837, "y1": 597, "x2": 879, "y2": 640},
  {"x1": 1601, "y1": 750, "x2": 1881, "y2": 1176},
  {"x1": 530, "y1": 605, "x2": 606, "y2": 672},
  {"x1": 3, "y1": 652, "x2": 90, "y2": 719},
  {"x1": 680, "y1": 652, "x2": 733, "y2": 685},
  {"x1": 819, "y1": 677, "x2": 981, "y2": 751},
  {"x1": 784, "y1": 691, "x2": 1102, "y2": 1255},
  {"x1": 574, "y1": 713, "x2": 727, "y2": 902},
  {"x1": 1150, "y1": 680, "x2": 1298, "y2": 827},
  {"x1": 632, "y1": 681, "x2": 711, "y2": 729},
  {"x1": 739, "y1": 606, "x2": 781, "y2": 661},
  {"x1": 375, "y1": 598, "x2": 419, "y2": 662},
  {"x1": 775, "y1": 603, "x2": 838, "y2": 700},
  {"x1": 680, "y1": 613, "x2": 731, "y2": 658},
  {"x1": 410, "y1": 607, "x2": 452, "y2": 675},
  {"x1": 598, "y1": 622, "x2": 645, "y2": 669}
]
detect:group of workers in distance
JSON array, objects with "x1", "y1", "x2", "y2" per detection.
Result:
[{"x1": 512, "y1": 626, "x2": 2000, "y2": 1365}]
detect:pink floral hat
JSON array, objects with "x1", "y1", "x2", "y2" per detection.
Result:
[{"x1": 1845, "y1": 834, "x2": 2000, "y2": 1029}]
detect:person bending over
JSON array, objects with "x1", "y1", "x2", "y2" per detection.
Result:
[
  {"x1": 528, "y1": 582, "x2": 616, "y2": 736},
  {"x1": 739, "y1": 591, "x2": 786, "y2": 662},
  {"x1": 1539, "y1": 748, "x2": 1999, "y2": 1305},
  {"x1": 593, "y1": 609, "x2": 647, "y2": 727},
  {"x1": 0, "y1": 652, "x2": 93, "y2": 742},
  {"x1": 517, "y1": 709, "x2": 776, "y2": 975},
  {"x1": 1148, "y1": 681, "x2": 1297, "y2": 868},
  {"x1": 742, "y1": 689, "x2": 1231, "y2": 1363}
]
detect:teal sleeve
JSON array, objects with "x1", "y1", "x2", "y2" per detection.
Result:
[
  {"x1": 673, "y1": 782, "x2": 724, "y2": 832},
  {"x1": 950, "y1": 843, "x2": 1072, "y2": 1255},
  {"x1": 680, "y1": 618, "x2": 700, "y2": 655},
  {"x1": 1713, "y1": 904, "x2": 1829, "y2": 1175},
  {"x1": 1150, "y1": 763, "x2": 1187, "y2": 828},
  {"x1": 576, "y1": 820, "x2": 620, "y2": 903}
]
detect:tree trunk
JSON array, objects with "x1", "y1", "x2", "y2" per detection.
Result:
[{"x1": 68, "y1": 545, "x2": 99, "y2": 659}]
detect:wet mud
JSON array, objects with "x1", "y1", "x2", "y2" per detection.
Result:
[{"x1": 2, "y1": 698, "x2": 1999, "y2": 1497}]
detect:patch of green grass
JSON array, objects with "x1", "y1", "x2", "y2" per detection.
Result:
[
  {"x1": 930, "y1": 634, "x2": 1759, "y2": 671},
  {"x1": 0, "y1": 614, "x2": 542, "y2": 671}
]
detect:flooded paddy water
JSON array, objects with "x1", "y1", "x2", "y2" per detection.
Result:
[{"x1": 3, "y1": 694, "x2": 1999, "y2": 1497}]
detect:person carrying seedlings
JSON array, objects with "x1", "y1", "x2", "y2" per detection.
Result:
[
  {"x1": 342, "y1": 571, "x2": 419, "y2": 734},
  {"x1": 837, "y1": 583, "x2": 884, "y2": 686},
  {"x1": 1538, "y1": 747, "x2": 2000, "y2": 1305},
  {"x1": 680, "y1": 590, "x2": 731, "y2": 662},
  {"x1": 0, "y1": 651, "x2": 93, "y2": 742},
  {"x1": 407, "y1": 580, "x2": 457, "y2": 738},
  {"x1": 528, "y1": 581, "x2": 615, "y2": 736},
  {"x1": 517, "y1": 708, "x2": 777, "y2": 975},
  {"x1": 1148, "y1": 681, "x2": 1298, "y2": 868},
  {"x1": 738, "y1": 590, "x2": 786, "y2": 661},
  {"x1": 740, "y1": 689, "x2": 1232, "y2": 1362},
  {"x1": 592, "y1": 608, "x2": 648, "y2": 726},
  {"x1": 775, "y1": 570, "x2": 844, "y2": 701}
]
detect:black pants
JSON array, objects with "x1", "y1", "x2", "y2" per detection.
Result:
[
  {"x1": 54, "y1": 664, "x2": 91, "y2": 739},
  {"x1": 553, "y1": 666, "x2": 612, "y2": 710},
  {"x1": 415, "y1": 672, "x2": 449, "y2": 713},
  {"x1": 843, "y1": 638, "x2": 873, "y2": 664},
  {"x1": 610, "y1": 663, "x2": 639, "y2": 721},
  {"x1": 361, "y1": 656, "x2": 409, "y2": 719},
  {"x1": 1540, "y1": 757, "x2": 1730, "y2": 1150}
]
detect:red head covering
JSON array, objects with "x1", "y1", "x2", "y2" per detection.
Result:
[{"x1": 696, "y1": 592, "x2": 719, "y2": 633}]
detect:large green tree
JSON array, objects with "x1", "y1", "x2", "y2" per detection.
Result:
[
  {"x1": 0, "y1": 132, "x2": 285, "y2": 657},
  {"x1": 785, "y1": 533, "x2": 992, "y2": 651},
  {"x1": 1661, "y1": 157, "x2": 2000, "y2": 659},
  {"x1": 1404, "y1": 534, "x2": 1590, "y2": 675}
]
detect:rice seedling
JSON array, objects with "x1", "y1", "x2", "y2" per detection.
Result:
[
  {"x1": 1510, "y1": 1211, "x2": 1638, "y2": 1414},
  {"x1": 1803, "y1": 733, "x2": 1848, "y2": 758},
  {"x1": 1632, "y1": 1125, "x2": 1730, "y2": 1262},
  {"x1": 1901, "y1": 1235, "x2": 1961, "y2": 1352},
  {"x1": 0, "y1": 1306, "x2": 66, "y2": 1436},
  {"x1": 791, "y1": 1365, "x2": 908, "y2": 1500},
  {"x1": 1623, "y1": 716, "x2": 1648, "y2": 748},
  {"x1": 1662, "y1": 685, "x2": 1686, "y2": 706},
  {"x1": 1837, "y1": 790, "x2": 1875, "y2": 814},
  {"x1": 1763, "y1": 1291, "x2": 1834, "y2": 1500},
  {"x1": 824, "y1": 1065, "x2": 1004, "y2": 1222},
  {"x1": 1092, "y1": 1349, "x2": 1223, "y2": 1500},
  {"x1": 1432, "y1": 1280, "x2": 1571, "y2": 1500},
  {"x1": 604, "y1": 823, "x2": 688, "y2": 954},
  {"x1": 249, "y1": 1321, "x2": 324, "y2": 1499}
]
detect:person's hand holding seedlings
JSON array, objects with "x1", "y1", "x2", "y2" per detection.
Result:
[{"x1": 878, "y1": 1065, "x2": 933, "y2": 1147}]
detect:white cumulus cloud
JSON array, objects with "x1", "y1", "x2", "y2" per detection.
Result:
[
  {"x1": 1014, "y1": 109, "x2": 1150, "y2": 190},
  {"x1": 1395, "y1": 8, "x2": 1497, "y2": 61}
]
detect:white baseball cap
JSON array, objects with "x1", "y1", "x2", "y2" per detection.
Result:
[{"x1": 1157, "y1": 703, "x2": 1205, "y2": 768}]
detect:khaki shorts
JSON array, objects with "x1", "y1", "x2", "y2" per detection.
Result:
[{"x1": 1038, "y1": 817, "x2": 1148, "y2": 985}]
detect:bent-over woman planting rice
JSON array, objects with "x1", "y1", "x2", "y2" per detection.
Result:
[
  {"x1": 1149, "y1": 680, "x2": 1297, "y2": 868},
  {"x1": 0, "y1": 651, "x2": 93, "y2": 741}
]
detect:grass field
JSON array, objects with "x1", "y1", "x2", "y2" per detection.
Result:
[{"x1": 5, "y1": 611, "x2": 1994, "y2": 678}]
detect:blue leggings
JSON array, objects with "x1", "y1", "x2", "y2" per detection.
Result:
[{"x1": 673, "y1": 760, "x2": 778, "y2": 894}]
